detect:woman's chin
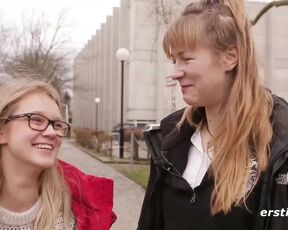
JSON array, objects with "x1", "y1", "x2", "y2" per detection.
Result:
[
  {"x1": 182, "y1": 95, "x2": 200, "y2": 107},
  {"x1": 32, "y1": 158, "x2": 56, "y2": 170}
]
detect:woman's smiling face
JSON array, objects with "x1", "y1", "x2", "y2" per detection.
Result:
[
  {"x1": 0, "y1": 91, "x2": 63, "y2": 171},
  {"x1": 170, "y1": 44, "x2": 234, "y2": 108}
]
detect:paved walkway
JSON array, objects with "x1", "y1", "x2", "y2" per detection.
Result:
[{"x1": 58, "y1": 139, "x2": 146, "y2": 230}]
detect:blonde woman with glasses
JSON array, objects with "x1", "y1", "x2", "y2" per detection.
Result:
[
  {"x1": 0, "y1": 77, "x2": 116, "y2": 229},
  {"x1": 138, "y1": 0, "x2": 288, "y2": 230}
]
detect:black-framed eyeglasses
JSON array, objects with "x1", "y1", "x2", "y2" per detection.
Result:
[{"x1": 3, "y1": 113, "x2": 71, "y2": 137}]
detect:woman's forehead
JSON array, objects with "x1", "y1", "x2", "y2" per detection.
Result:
[
  {"x1": 170, "y1": 44, "x2": 206, "y2": 56},
  {"x1": 170, "y1": 46, "x2": 192, "y2": 54},
  {"x1": 15, "y1": 92, "x2": 61, "y2": 117}
]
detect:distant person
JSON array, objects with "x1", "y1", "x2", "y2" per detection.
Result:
[
  {"x1": 138, "y1": 0, "x2": 288, "y2": 230},
  {"x1": 0, "y1": 77, "x2": 116, "y2": 229}
]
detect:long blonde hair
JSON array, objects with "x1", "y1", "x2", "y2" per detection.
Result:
[
  {"x1": 163, "y1": 0, "x2": 273, "y2": 214},
  {"x1": 0, "y1": 77, "x2": 73, "y2": 229}
]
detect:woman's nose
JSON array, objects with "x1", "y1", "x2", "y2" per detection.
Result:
[
  {"x1": 42, "y1": 124, "x2": 58, "y2": 137},
  {"x1": 171, "y1": 70, "x2": 184, "y2": 80}
]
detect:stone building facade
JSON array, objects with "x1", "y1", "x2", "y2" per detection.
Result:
[{"x1": 72, "y1": 0, "x2": 288, "y2": 132}]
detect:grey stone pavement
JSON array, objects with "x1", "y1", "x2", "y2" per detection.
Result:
[{"x1": 58, "y1": 139, "x2": 146, "y2": 230}]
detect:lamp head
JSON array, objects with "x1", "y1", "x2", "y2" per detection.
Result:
[
  {"x1": 95, "y1": 97, "x2": 101, "y2": 104},
  {"x1": 116, "y1": 48, "x2": 130, "y2": 61}
]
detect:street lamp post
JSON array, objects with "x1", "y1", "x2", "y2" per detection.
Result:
[
  {"x1": 166, "y1": 75, "x2": 177, "y2": 112},
  {"x1": 116, "y1": 48, "x2": 130, "y2": 159},
  {"x1": 94, "y1": 97, "x2": 101, "y2": 130}
]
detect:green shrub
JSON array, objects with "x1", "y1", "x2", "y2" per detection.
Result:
[
  {"x1": 124, "y1": 129, "x2": 144, "y2": 141},
  {"x1": 73, "y1": 128, "x2": 112, "y2": 153}
]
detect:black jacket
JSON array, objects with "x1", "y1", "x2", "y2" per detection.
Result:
[{"x1": 137, "y1": 95, "x2": 288, "y2": 230}]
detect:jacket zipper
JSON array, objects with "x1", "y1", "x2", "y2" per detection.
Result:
[
  {"x1": 165, "y1": 167, "x2": 197, "y2": 203},
  {"x1": 159, "y1": 150, "x2": 197, "y2": 203}
]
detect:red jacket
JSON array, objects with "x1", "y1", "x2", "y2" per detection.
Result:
[{"x1": 59, "y1": 160, "x2": 117, "y2": 230}]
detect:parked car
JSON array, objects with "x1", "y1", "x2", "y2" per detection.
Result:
[
  {"x1": 143, "y1": 123, "x2": 160, "y2": 132},
  {"x1": 112, "y1": 122, "x2": 138, "y2": 133}
]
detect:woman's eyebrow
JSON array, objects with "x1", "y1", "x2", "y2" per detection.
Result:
[{"x1": 30, "y1": 111, "x2": 62, "y2": 120}]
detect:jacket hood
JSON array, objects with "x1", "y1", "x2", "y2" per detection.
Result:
[
  {"x1": 58, "y1": 160, "x2": 117, "y2": 230},
  {"x1": 160, "y1": 95, "x2": 288, "y2": 160},
  {"x1": 161, "y1": 108, "x2": 193, "y2": 150},
  {"x1": 269, "y1": 95, "x2": 288, "y2": 160}
]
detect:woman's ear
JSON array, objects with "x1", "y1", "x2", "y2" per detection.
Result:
[
  {"x1": 221, "y1": 47, "x2": 238, "y2": 71},
  {"x1": 0, "y1": 130, "x2": 7, "y2": 144}
]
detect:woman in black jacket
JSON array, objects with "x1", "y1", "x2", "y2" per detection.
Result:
[{"x1": 138, "y1": 0, "x2": 288, "y2": 230}]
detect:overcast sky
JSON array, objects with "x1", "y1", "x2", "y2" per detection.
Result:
[
  {"x1": 0, "y1": 0, "x2": 272, "y2": 53},
  {"x1": 0, "y1": 0, "x2": 120, "y2": 51}
]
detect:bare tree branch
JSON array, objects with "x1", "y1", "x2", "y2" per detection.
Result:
[
  {"x1": 0, "y1": 11, "x2": 75, "y2": 97},
  {"x1": 251, "y1": 0, "x2": 288, "y2": 25}
]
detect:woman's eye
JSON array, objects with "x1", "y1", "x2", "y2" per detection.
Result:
[
  {"x1": 30, "y1": 115, "x2": 45, "y2": 124},
  {"x1": 184, "y1": 57, "x2": 193, "y2": 61},
  {"x1": 31, "y1": 117, "x2": 43, "y2": 123},
  {"x1": 54, "y1": 123, "x2": 64, "y2": 130},
  {"x1": 171, "y1": 59, "x2": 176, "y2": 64}
]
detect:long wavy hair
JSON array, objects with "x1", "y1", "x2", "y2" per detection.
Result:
[
  {"x1": 0, "y1": 77, "x2": 73, "y2": 229},
  {"x1": 163, "y1": 0, "x2": 273, "y2": 214}
]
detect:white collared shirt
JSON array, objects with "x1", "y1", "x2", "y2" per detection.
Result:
[{"x1": 182, "y1": 129, "x2": 213, "y2": 189}]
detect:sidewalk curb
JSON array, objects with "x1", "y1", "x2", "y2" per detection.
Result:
[
  {"x1": 70, "y1": 140, "x2": 149, "y2": 165},
  {"x1": 63, "y1": 139, "x2": 147, "y2": 191}
]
